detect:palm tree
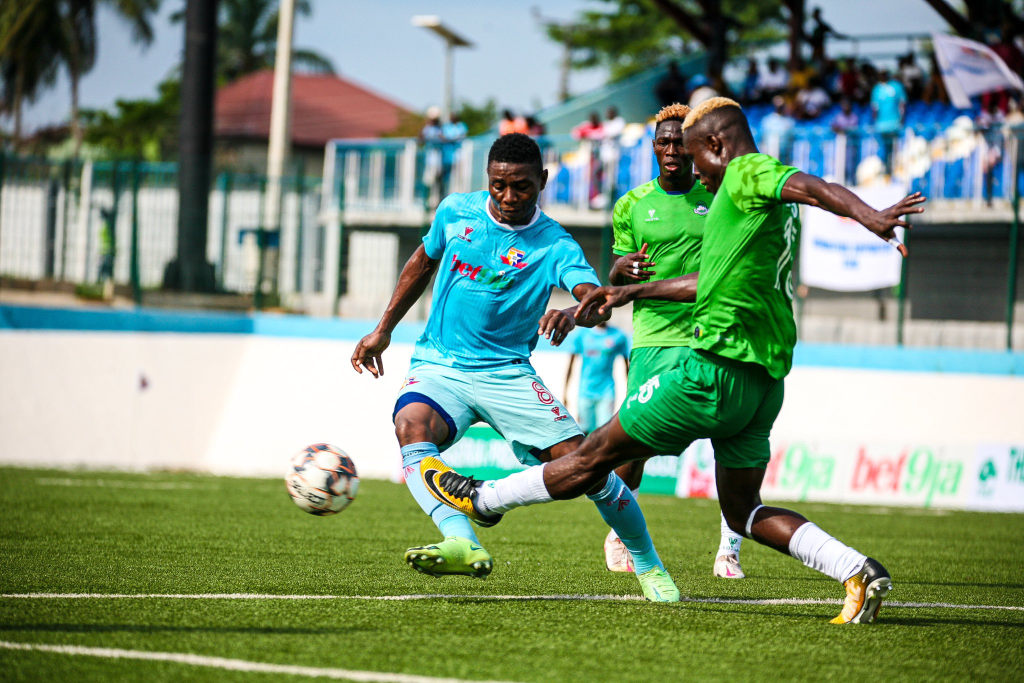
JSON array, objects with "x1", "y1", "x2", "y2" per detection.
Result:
[
  {"x1": 174, "y1": 0, "x2": 335, "y2": 83},
  {"x1": 0, "y1": 0, "x2": 63, "y2": 148},
  {"x1": 61, "y1": 0, "x2": 161, "y2": 154}
]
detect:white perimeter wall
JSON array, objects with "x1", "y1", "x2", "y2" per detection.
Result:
[{"x1": 1, "y1": 331, "x2": 1022, "y2": 509}]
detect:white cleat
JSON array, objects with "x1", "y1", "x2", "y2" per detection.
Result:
[
  {"x1": 713, "y1": 553, "x2": 746, "y2": 579},
  {"x1": 604, "y1": 529, "x2": 635, "y2": 573}
]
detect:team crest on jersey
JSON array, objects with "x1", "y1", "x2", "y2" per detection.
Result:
[
  {"x1": 457, "y1": 226, "x2": 474, "y2": 242},
  {"x1": 694, "y1": 201, "x2": 709, "y2": 216},
  {"x1": 500, "y1": 247, "x2": 529, "y2": 269}
]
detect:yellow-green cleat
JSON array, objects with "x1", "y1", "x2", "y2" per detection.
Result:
[
  {"x1": 637, "y1": 566, "x2": 680, "y2": 603},
  {"x1": 404, "y1": 536, "x2": 494, "y2": 579}
]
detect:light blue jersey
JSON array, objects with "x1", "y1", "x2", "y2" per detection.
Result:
[
  {"x1": 569, "y1": 326, "x2": 630, "y2": 400},
  {"x1": 413, "y1": 191, "x2": 600, "y2": 370}
]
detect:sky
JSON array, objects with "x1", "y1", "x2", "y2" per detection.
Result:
[{"x1": 18, "y1": 0, "x2": 950, "y2": 133}]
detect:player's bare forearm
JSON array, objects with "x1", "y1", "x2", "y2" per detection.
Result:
[
  {"x1": 568, "y1": 282, "x2": 611, "y2": 328},
  {"x1": 780, "y1": 172, "x2": 925, "y2": 255},
  {"x1": 575, "y1": 273, "x2": 697, "y2": 320},
  {"x1": 629, "y1": 272, "x2": 699, "y2": 303},
  {"x1": 569, "y1": 302, "x2": 610, "y2": 328},
  {"x1": 352, "y1": 246, "x2": 439, "y2": 378},
  {"x1": 374, "y1": 245, "x2": 439, "y2": 334},
  {"x1": 780, "y1": 172, "x2": 875, "y2": 223}
]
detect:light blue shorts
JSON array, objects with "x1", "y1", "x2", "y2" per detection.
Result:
[
  {"x1": 576, "y1": 395, "x2": 616, "y2": 434},
  {"x1": 394, "y1": 362, "x2": 583, "y2": 466}
]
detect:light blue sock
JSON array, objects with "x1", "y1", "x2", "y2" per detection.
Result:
[
  {"x1": 401, "y1": 442, "x2": 479, "y2": 544},
  {"x1": 587, "y1": 473, "x2": 663, "y2": 574}
]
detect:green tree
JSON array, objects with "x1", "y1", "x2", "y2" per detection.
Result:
[
  {"x1": 0, "y1": 0, "x2": 63, "y2": 147},
  {"x1": 546, "y1": 0, "x2": 786, "y2": 83},
  {"x1": 80, "y1": 76, "x2": 179, "y2": 160},
  {"x1": 173, "y1": 0, "x2": 335, "y2": 84},
  {"x1": 456, "y1": 98, "x2": 497, "y2": 136},
  {"x1": 61, "y1": 0, "x2": 162, "y2": 155}
]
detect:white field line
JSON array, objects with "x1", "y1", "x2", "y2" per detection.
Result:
[
  {"x1": 35, "y1": 478, "x2": 212, "y2": 490},
  {"x1": 0, "y1": 641, "x2": 521, "y2": 683},
  {"x1": 2, "y1": 593, "x2": 1022, "y2": 611}
]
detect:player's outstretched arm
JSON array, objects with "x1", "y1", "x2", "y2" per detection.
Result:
[
  {"x1": 575, "y1": 272, "x2": 699, "y2": 320},
  {"x1": 351, "y1": 245, "x2": 439, "y2": 378},
  {"x1": 779, "y1": 172, "x2": 926, "y2": 257},
  {"x1": 538, "y1": 283, "x2": 611, "y2": 347}
]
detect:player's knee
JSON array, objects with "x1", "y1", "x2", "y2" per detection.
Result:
[{"x1": 394, "y1": 413, "x2": 439, "y2": 446}]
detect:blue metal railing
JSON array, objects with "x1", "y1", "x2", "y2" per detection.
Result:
[{"x1": 326, "y1": 124, "x2": 1023, "y2": 218}]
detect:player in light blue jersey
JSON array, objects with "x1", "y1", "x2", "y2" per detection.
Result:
[
  {"x1": 352, "y1": 134, "x2": 678, "y2": 602},
  {"x1": 564, "y1": 322, "x2": 630, "y2": 434}
]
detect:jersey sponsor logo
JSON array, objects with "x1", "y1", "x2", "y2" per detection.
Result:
[
  {"x1": 694, "y1": 201, "x2": 709, "y2": 216},
  {"x1": 532, "y1": 381, "x2": 554, "y2": 405},
  {"x1": 449, "y1": 253, "x2": 515, "y2": 290},
  {"x1": 551, "y1": 407, "x2": 570, "y2": 421},
  {"x1": 456, "y1": 227, "x2": 474, "y2": 243},
  {"x1": 645, "y1": 209, "x2": 660, "y2": 222},
  {"x1": 499, "y1": 247, "x2": 529, "y2": 269},
  {"x1": 401, "y1": 376, "x2": 419, "y2": 390}
]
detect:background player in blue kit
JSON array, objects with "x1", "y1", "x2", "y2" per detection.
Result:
[
  {"x1": 564, "y1": 322, "x2": 630, "y2": 434},
  {"x1": 351, "y1": 134, "x2": 679, "y2": 602},
  {"x1": 564, "y1": 321, "x2": 635, "y2": 572}
]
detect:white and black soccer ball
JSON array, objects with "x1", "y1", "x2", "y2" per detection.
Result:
[{"x1": 286, "y1": 443, "x2": 359, "y2": 515}]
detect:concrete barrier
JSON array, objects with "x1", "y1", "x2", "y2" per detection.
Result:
[{"x1": 2, "y1": 305, "x2": 1022, "y2": 510}]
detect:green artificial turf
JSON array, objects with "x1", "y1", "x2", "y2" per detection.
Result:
[{"x1": 1, "y1": 467, "x2": 1022, "y2": 682}]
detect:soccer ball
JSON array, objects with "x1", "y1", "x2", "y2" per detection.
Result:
[{"x1": 286, "y1": 443, "x2": 359, "y2": 515}]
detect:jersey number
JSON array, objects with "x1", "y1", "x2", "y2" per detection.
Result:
[{"x1": 774, "y1": 205, "x2": 799, "y2": 301}]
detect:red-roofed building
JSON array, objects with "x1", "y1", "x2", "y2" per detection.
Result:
[{"x1": 214, "y1": 70, "x2": 417, "y2": 174}]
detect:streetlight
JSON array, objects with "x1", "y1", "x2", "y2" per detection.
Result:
[{"x1": 412, "y1": 15, "x2": 473, "y2": 122}]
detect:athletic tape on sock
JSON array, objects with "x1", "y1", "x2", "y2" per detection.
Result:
[{"x1": 745, "y1": 504, "x2": 765, "y2": 539}]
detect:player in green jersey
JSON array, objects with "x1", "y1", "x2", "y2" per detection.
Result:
[
  {"x1": 424, "y1": 97, "x2": 925, "y2": 624},
  {"x1": 604, "y1": 103, "x2": 747, "y2": 578}
]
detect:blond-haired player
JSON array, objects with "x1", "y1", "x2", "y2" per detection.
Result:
[
  {"x1": 602, "y1": 103, "x2": 746, "y2": 578},
  {"x1": 425, "y1": 98, "x2": 924, "y2": 624}
]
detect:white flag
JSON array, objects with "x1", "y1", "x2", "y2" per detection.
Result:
[{"x1": 932, "y1": 33, "x2": 1024, "y2": 109}]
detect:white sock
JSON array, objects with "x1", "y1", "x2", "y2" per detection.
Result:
[
  {"x1": 476, "y1": 464, "x2": 553, "y2": 514},
  {"x1": 718, "y1": 512, "x2": 743, "y2": 556},
  {"x1": 788, "y1": 522, "x2": 867, "y2": 583}
]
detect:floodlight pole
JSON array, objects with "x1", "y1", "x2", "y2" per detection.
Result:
[
  {"x1": 412, "y1": 16, "x2": 473, "y2": 123},
  {"x1": 443, "y1": 41, "x2": 454, "y2": 123},
  {"x1": 265, "y1": 0, "x2": 296, "y2": 233}
]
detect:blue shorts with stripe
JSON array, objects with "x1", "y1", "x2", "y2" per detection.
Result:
[{"x1": 393, "y1": 361, "x2": 583, "y2": 466}]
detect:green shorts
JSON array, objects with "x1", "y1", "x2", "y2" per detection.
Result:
[
  {"x1": 626, "y1": 346, "x2": 693, "y2": 395},
  {"x1": 618, "y1": 349, "x2": 784, "y2": 469}
]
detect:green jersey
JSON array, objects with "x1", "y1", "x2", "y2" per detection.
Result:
[
  {"x1": 612, "y1": 178, "x2": 713, "y2": 348},
  {"x1": 690, "y1": 154, "x2": 801, "y2": 380}
]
